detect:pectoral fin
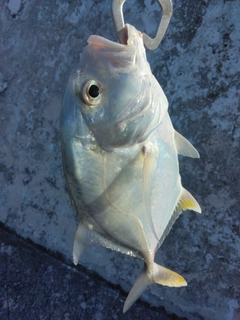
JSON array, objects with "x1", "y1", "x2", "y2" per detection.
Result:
[
  {"x1": 123, "y1": 263, "x2": 186, "y2": 313},
  {"x1": 174, "y1": 130, "x2": 200, "y2": 158},
  {"x1": 142, "y1": 145, "x2": 159, "y2": 241}
]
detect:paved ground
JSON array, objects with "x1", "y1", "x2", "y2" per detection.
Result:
[{"x1": 0, "y1": 225, "x2": 187, "y2": 320}]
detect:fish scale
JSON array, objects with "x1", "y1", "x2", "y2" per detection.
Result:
[{"x1": 60, "y1": 23, "x2": 201, "y2": 313}]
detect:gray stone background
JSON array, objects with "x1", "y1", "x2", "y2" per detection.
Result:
[{"x1": 0, "y1": 0, "x2": 239, "y2": 319}]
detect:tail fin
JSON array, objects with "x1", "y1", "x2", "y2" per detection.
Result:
[
  {"x1": 123, "y1": 269, "x2": 151, "y2": 313},
  {"x1": 123, "y1": 263, "x2": 187, "y2": 313},
  {"x1": 152, "y1": 263, "x2": 187, "y2": 287}
]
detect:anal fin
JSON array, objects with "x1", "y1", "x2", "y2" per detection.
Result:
[
  {"x1": 73, "y1": 222, "x2": 141, "y2": 265},
  {"x1": 178, "y1": 187, "x2": 201, "y2": 214}
]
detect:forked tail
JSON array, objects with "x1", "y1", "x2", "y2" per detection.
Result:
[{"x1": 123, "y1": 263, "x2": 187, "y2": 313}]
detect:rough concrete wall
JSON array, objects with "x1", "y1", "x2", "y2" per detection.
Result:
[{"x1": 0, "y1": 0, "x2": 239, "y2": 319}]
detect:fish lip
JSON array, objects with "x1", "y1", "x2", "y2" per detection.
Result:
[
  {"x1": 87, "y1": 35, "x2": 127, "y2": 52},
  {"x1": 87, "y1": 24, "x2": 141, "y2": 52}
]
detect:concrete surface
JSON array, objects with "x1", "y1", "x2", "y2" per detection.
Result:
[
  {"x1": 0, "y1": 0, "x2": 239, "y2": 319},
  {"x1": 0, "y1": 225, "x2": 187, "y2": 320}
]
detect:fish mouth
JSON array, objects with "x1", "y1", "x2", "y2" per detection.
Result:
[
  {"x1": 83, "y1": 22, "x2": 146, "y2": 83},
  {"x1": 86, "y1": 29, "x2": 132, "y2": 71},
  {"x1": 86, "y1": 24, "x2": 143, "y2": 71},
  {"x1": 87, "y1": 24, "x2": 139, "y2": 51},
  {"x1": 87, "y1": 34, "x2": 126, "y2": 52}
]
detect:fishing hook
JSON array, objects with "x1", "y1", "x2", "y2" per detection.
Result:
[{"x1": 112, "y1": 0, "x2": 172, "y2": 50}]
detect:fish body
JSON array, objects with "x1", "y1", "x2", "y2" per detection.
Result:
[{"x1": 60, "y1": 24, "x2": 201, "y2": 312}]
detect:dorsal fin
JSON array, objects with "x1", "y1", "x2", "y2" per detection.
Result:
[
  {"x1": 174, "y1": 130, "x2": 200, "y2": 158},
  {"x1": 157, "y1": 187, "x2": 201, "y2": 250}
]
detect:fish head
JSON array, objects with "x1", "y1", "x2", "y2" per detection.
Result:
[{"x1": 61, "y1": 24, "x2": 167, "y2": 150}]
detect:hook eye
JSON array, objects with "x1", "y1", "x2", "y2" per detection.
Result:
[{"x1": 111, "y1": 0, "x2": 173, "y2": 50}]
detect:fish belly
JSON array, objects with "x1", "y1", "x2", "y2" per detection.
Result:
[
  {"x1": 63, "y1": 112, "x2": 180, "y2": 257},
  {"x1": 63, "y1": 137, "x2": 154, "y2": 256}
]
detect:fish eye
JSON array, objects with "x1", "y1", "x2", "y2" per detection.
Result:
[
  {"x1": 81, "y1": 80, "x2": 102, "y2": 106},
  {"x1": 88, "y1": 84, "x2": 99, "y2": 98}
]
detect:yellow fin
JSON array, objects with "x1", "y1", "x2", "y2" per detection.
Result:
[
  {"x1": 123, "y1": 263, "x2": 187, "y2": 313},
  {"x1": 153, "y1": 263, "x2": 187, "y2": 287},
  {"x1": 157, "y1": 187, "x2": 201, "y2": 250},
  {"x1": 179, "y1": 187, "x2": 201, "y2": 213}
]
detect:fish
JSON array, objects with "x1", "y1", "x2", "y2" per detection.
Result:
[{"x1": 60, "y1": 23, "x2": 201, "y2": 313}]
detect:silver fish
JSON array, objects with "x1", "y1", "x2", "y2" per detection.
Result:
[{"x1": 60, "y1": 24, "x2": 201, "y2": 312}]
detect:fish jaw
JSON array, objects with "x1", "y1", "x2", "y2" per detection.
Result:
[{"x1": 87, "y1": 24, "x2": 146, "y2": 72}]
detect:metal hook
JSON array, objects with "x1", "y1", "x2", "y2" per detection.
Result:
[{"x1": 112, "y1": 0, "x2": 172, "y2": 50}]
